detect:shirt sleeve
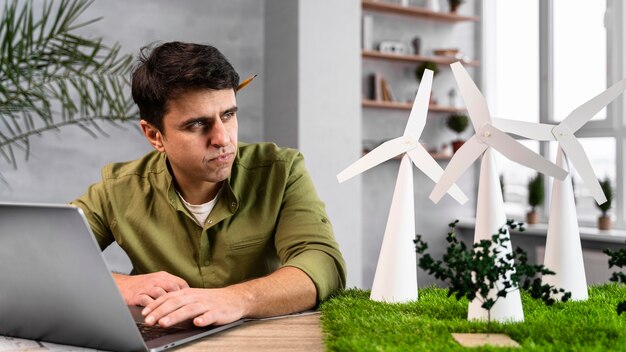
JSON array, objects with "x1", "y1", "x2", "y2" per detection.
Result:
[
  {"x1": 70, "y1": 170, "x2": 115, "y2": 250},
  {"x1": 273, "y1": 152, "x2": 347, "y2": 301}
]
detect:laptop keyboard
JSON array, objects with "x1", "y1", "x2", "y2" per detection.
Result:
[{"x1": 136, "y1": 322, "x2": 180, "y2": 341}]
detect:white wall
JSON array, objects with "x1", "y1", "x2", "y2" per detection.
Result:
[{"x1": 264, "y1": 0, "x2": 363, "y2": 288}]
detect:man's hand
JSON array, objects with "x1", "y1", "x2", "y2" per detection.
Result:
[
  {"x1": 112, "y1": 272, "x2": 189, "y2": 306},
  {"x1": 142, "y1": 286, "x2": 247, "y2": 328},
  {"x1": 141, "y1": 266, "x2": 317, "y2": 328}
]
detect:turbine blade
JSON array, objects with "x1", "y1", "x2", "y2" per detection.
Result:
[
  {"x1": 561, "y1": 78, "x2": 626, "y2": 132},
  {"x1": 492, "y1": 118, "x2": 555, "y2": 141},
  {"x1": 404, "y1": 69, "x2": 433, "y2": 140},
  {"x1": 429, "y1": 135, "x2": 487, "y2": 203},
  {"x1": 336, "y1": 136, "x2": 416, "y2": 183},
  {"x1": 406, "y1": 145, "x2": 468, "y2": 204},
  {"x1": 557, "y1": 135, "x2": 607, "y2": 204},
  {"x1": 481, "y1": 125, "x2": 567, "y2": 181},
  {"x1": 451, "y1": 62, "x2": 491, "y2": 130}
]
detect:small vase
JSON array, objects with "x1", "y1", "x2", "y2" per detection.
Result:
[
  {"x1": 526, "y1": 211, "x2": 539, "y2": 225},
  {"x1": 451, "y1": 140, "x2": 464, "y2": 153},
  {"x1": 598, "y1": 215, "x2": 612, "y2": 231}
]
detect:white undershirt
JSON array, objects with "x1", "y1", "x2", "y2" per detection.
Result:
[{"x1": 177, "y1": 188, "x2": 222, "y2": 226}]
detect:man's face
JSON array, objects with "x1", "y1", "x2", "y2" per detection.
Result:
[{"x1": 143, "y1": 88, "x2": 238, "y2": 192}]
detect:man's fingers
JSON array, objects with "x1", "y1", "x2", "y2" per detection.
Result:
[
  {"x1": 194, "y1": 310, "x2": 217, "y2": 327},
  {"x1": 148, "y1": 286, "x2": 167, "y2": 299},
  {"x1": 136, "y1": 294, "x2": 155, "y2": 307}
]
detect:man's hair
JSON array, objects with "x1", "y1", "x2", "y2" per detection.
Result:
[{"x1": 131, "y1": 41, "x2": 240, "y2": 131}]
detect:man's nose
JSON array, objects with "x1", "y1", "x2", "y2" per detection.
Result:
[{"x1": 209, "y1": 119, "x2": 230, "y2": 147}]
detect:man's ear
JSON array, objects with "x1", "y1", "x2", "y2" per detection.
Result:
[{"x1": 140, "y1": 120, "x2": 165, "y2": 152}]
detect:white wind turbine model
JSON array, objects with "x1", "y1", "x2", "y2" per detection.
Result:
[
  {"x1": 492, "y1": 77, "x2": 626, "y2": 301},
  {"x1": 429, "y1": 62, "x2": 568, "y2": 322},
  {"x1": 337, "y1": 69, "x2": 468, "y2": 303}
]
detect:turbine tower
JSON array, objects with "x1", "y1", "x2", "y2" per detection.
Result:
[
  {"x1": 430, "y1": 62, "x2": 568, "y2": 322},
  {"x1": 337, "y1": 70, "x2": 467, "y2": 303},
  {"x1": 492, "y1": 76, "x2": 626, "y2": 300}
]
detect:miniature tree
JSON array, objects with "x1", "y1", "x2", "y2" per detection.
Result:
[
  {"x1": 414, "y1": 219, "x2": 571, "y2": 333},
  {"x1": 415, "y1": 61, "x2": 439, "y2": 82},
  {"x1": 446, "y1": 113, "x2": 469, "y2": 153},
  {"x1": 596, "y1": 177, "x2": 614, "y2": 230},
  {"x1": 526, "y1": 173, "x2": 544, "y2": 224},
  {"x1": 603, "y1": 246, "x2": 626, "y2": 315}
]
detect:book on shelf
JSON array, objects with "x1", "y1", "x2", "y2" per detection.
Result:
[{"x1": 369, "y1": 73, "x2": 396, "y2": 102}]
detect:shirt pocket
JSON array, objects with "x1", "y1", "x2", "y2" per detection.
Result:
[{"x1": 228, "y1": 235, "x2": 271, "y2": 254}]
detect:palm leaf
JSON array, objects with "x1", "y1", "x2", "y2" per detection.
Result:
[{"x1": 0, "y1": 0, "x2": 138, "y2": 169}]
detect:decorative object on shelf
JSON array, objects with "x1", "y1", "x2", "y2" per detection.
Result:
[
  {"x1": 448, "y1": 0, "x2": 464, "y2": 13},
  {"x1": 596, "y1": 177, "x2": 613, "y2": 231},
  {"x1": 446, "y1": 113, "x2": 468, "y2": 153},
  {"x1": 415, "y1": 61, "x2": 439, "y2": 81},
  {"x1": 337, "y1": 69, "x2": 467, "y2": 303},
  {"x1": 430, "y1": 62, "x2": 568, "y2": 323},
  {"x1": 378, "y1": 41, "x2": 408, "y2": 55},
  {"x1": 411, "y1": 36, "x2": 422, "y2": 55},
  {"x1": 448, "y1": 88, "x2": 458, "y2": 107},
  {"x1": 433, "y1": 48, "x2": 460, "y2": 57},
  {"x1": 492, "y1": 76, "x2": 626, "y2": 301},
  {"x1": 415, "y1": 219, "x2": 570, "y2": 347},
  {"x1": 526, "y1": 173, "x2": 544, "y2": 225}
]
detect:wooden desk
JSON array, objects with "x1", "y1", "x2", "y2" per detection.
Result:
[
  {"x1": 0, "y1": 313, "x2": 324, "y2": 351},
  {"x1": 178, "y1": 313, "x2": 324, "y2": 352}
]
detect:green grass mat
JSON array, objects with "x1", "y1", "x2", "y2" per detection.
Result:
[{"x1": 319, "y1": 284, "x2": 626, "y2": 351}]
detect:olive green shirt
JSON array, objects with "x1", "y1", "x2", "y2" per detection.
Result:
[{"x1": 71, "y1": 142, "x2": 346, "y2": 301}]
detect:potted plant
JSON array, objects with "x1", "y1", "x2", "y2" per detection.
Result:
[
  {"x1": 414, "y1": 219, "x2": 570, "y2": 347},
  {"x1": 448, "y1": 0, "x2": 465, "y2": 13},
  {"x1": 415, "y1": 61, "x2": 439, "y2": 82},
  {"x1": 596, "y1": 177, "x2": 613, "y2": 230},
  {"x1": 526, "y1": 173, "x2": 544, "y2": 225},
  {"x1": 446, "y1": 113, "x2": 469, "y2": 153}
]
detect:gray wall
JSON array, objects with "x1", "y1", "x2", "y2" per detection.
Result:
[{"x1": 0, "y1": 0, "x2": 264, "y2": 272}]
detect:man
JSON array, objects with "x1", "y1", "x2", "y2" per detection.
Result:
[{"x1": 71, "y1": 41, "x2": 346, "y2": 329}]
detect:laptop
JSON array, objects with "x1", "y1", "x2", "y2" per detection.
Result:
[{"x1": 0, "y1": 202, "x2": 243, "y2": 351}]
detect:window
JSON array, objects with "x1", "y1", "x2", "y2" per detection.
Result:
[{"x1": 484, "y1": 0, "x2": 622, "y2": 228}]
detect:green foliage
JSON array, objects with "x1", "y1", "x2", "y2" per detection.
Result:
[
  {"x1": 604, "y1": 246, "x2": 626, "y2": 314},
  {"x1": 415, "y1": 61, "x2": 439, "y2": 81},
  {"x1": 0, "y1": 0, "x2": 138, "y2": 169},
  {"x1": 596, "y1": 177, "x2": 614, "y2": 215},
  {"x1": 527, "y1": 173, "x2": 544, "y2": 211},
  {"x1": 445, "y1": 114, "x2": 468, "y2": 135},
  {"x1": 414, "y1": 219, "x2": 571, "y2": 333},
  {"x1": 320, "y1": 285, "x2": 626, "y2": 351}
]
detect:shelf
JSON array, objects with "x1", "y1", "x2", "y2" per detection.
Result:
[
  {"x1": 363, "y1": 149, "x2": 451, "y2": 161},
  {"x1": 362, "y1": 99, "x2": 465, "y2": 113},
  {"x1": 362, "y1": 50, "x2": 480, "y2": 67},
  {"x1": 362, "y1": 0, "x2": 480, "y2": 23}
]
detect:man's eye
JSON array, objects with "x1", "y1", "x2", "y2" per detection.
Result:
[
  {"x1": 189, "y1": 120, "x2": 206, "y2": 129},
  {"x1": 223, "y1": 112, "x2": 235, "y2": 121}
]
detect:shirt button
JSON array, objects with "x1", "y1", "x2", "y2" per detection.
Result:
[
  {"x1": 231, "y1": 202, "x2": 237, "y2": 209},
  {"x1": 208, "y1": 219, "x2": 213, "y2": 224},
  {"x1": 204, "y1": 260, "x2": 210, "y2": 266}
]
